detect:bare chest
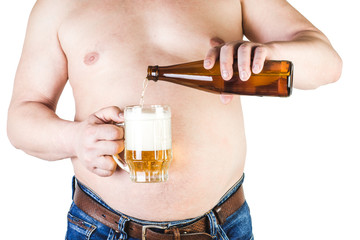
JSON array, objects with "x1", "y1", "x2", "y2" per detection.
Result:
[
  {"x1": 59, "y1": 0, "x2": 242, "y2": 65},
  {"x1": 58, "y1": 0, "x2": 243, "y2": 117}
]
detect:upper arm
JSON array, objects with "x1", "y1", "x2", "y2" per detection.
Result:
[
  {"x1": 240, "y1": 0, "x2": 323, "y2": 43},
  {"x1": 10, "y1": 0, "x2": 69, "y2": 110}
]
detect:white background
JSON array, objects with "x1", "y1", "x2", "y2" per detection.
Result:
[{"x1": 1, "y1": 0, "x2": 359, "y2": 239}]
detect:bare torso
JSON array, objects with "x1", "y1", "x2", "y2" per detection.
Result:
[{"x1": 59, "y1": 0, "x2": 246, "y2": 221}]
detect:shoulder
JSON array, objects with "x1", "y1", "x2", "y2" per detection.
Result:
[
  {"x1": 29, "y1": 0, "x2": 79, "y2": 31},
  {"x1": 239, "y1": 0, "x2": 318, "y2": 42}
]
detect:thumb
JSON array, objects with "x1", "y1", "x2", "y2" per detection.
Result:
[{"x1": 89, "y1": 106, "x2": 123, "y2": 124}]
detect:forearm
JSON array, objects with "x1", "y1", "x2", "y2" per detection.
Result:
[
  {"x1": 266, "y1": 30, "x2": 342, "y2": 89},
  {"x1": 7, "y1": 101, "x2": 78, "y2": 161}
]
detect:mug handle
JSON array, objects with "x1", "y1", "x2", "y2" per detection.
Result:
[{"x1": 112, "y1": 122, "x2": 130, "y2": 173}]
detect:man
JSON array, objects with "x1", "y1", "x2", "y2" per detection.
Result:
[{"x1": 7, "y1": 0, "x2": 341, "y2": 239}]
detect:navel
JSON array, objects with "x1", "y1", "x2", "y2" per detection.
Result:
[{"x1": 83, "y1": 52, "x2": 99, "y2": 65}]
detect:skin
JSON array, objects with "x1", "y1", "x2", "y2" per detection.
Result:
[{"x1": 7, "y1": 0, "x2": 341, "y2": 221}]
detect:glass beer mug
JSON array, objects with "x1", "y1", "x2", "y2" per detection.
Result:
[{"x1": 113, "y1": 105, "x2": 172, "y2": 183}]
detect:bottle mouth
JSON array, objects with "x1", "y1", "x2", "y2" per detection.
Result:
[
  {"x1": 147, "y1": 65, "x2": 159, "y2": 81},
  {"x1": 287, "y1": 61, "x2": 294, "y2": 96}
]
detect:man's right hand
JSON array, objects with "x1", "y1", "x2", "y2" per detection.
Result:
[{"x1": 73, "y1": 106, "x2": 124, "y2": 177}]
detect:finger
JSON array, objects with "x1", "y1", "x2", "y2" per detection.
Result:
[
  {"x1": 237, "y1": 42, "x2": 257, "y2": 81},
  {"x1": 92, "y1": 168, "x2": 114, "y2": 177},
  {"x1": 89, "y1": 106, "x2": 123, "y2": 124},
  {"x1": 95, "y1": 140, "x2": 124, "y2": 156},
  {"x1": 204, "y1": 37, "x2": 225, "y2": 69},
  {"x1": 92, "y1": 156, "x2": 118, "y2": 177},
  {"x1": 252, "y1": 45, "x2": 268, "y2": 74},
  {"x1": 220, "y1": 94, "x2": 234, "y2": 105},
  {"x1": 93, "y1": 124, "x2": 124, "y2": 141},
  {"x1": 220, "y1": 42, "x2": 241, "y2": 81},
  {"x1": 204, "y1": 45, "x2": 221, "y2": 69},
  {"x1": 210, "y1": 37, "x2": 225, "y2": 47}
]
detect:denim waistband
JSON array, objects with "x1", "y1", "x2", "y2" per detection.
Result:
[{"x1": 72, "y1": 174, "x2": 244, "y2": 228}]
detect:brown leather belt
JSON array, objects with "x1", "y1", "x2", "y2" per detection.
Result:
[{"x1": 74, "y1": 181, "x2": 245, "y2": 240}]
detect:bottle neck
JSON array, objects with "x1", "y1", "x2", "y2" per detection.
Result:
[{"x1": 146, "y1": 66, "x2": 159, "y2": 81}]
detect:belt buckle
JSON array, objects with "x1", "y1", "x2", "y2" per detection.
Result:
[{"x1": 142, "y1": 225, "x2": 168, "y2": 240}]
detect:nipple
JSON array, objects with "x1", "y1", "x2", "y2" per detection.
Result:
[{"x1": 83, "y1": 52, "x2": 99, "y2": 65}]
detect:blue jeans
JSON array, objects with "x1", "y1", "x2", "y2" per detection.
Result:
[{"x1": 66, "y1": 175, "x2": 253, "y2": 240}]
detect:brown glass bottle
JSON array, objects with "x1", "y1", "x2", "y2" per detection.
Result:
[{"x1": 147, "y1": 59, "x2": 293, "y2": 97}]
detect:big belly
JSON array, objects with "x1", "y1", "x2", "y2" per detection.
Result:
[{"x1": 72, "y1": 76, "x2": 246, "y2": 221}]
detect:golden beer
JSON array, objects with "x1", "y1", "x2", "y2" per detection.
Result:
[{"x1": 125, "y1": 149, "x2": 172, "y2": 182}]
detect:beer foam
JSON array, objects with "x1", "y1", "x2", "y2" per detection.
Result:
[
  {"x1": 125, "y1": 105, "x2": 171, "y2": 121},
  {"x1": 124, "y1": 105, "x2": 171, "y2": 151}
]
